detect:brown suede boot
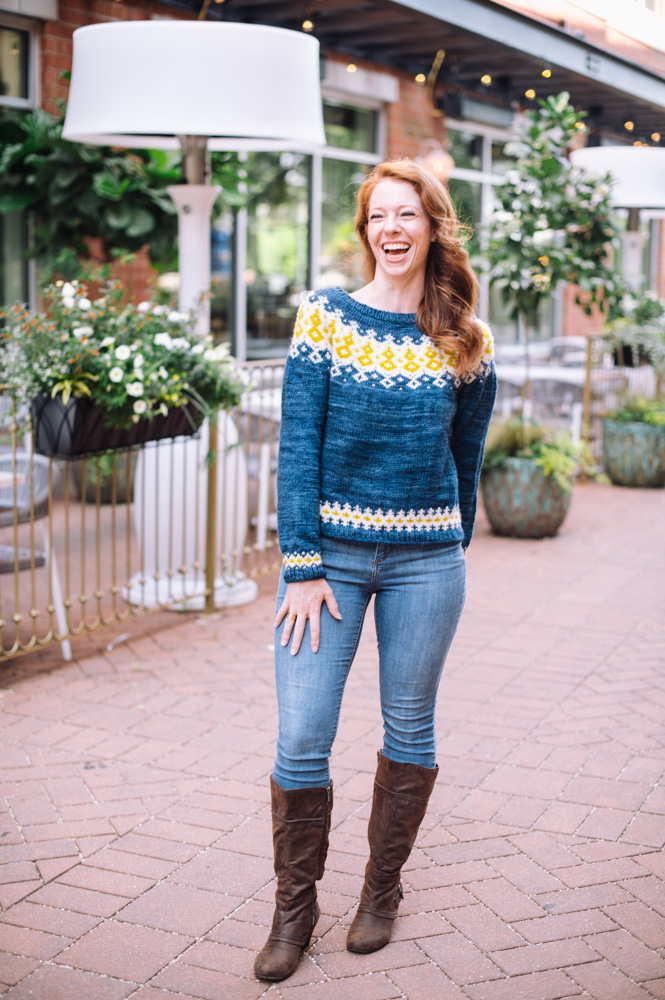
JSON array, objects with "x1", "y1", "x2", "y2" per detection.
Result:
[
  {"x1": 346, "y1": 753, "x2": 438, "y2": 954},
  {"x1": 254, "y1": 778, "x2": 333, "y2": 982}
]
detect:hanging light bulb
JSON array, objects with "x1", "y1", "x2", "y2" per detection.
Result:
[
  {"x1": 574, "y1": 121, "x2": 585, "y2": 130},
  {"x1": 525, "y1": 89, "x2": 536, "y2": 100},
  {"x1": 302, "y1": 18, "x2": 314, "y2": 31},
  {"x1": 415, "y1": 73, "x2": 426, "y2": 84},
  {"x1": 416, "y1": 138, "x2": 455, "y2": 185},
  {"x1": 624, "y1": 121, "x2": 635, "y2": 131},
  {"x1": 651, "y1": 132, "x2": 661, "y2": 142},
  {"x1": 541, "y1": 67, "x2": 552, "y2": 78},
  {"x1": 346, "y1": 62, "x2": 357, "y2": 73},
  {"x1": 480, "y1": 74, "x2": 492, "y2": 86}
]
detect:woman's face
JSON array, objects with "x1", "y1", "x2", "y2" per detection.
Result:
[{"x1": 366, "y1": 178, "x2": 433, "y2": 285}]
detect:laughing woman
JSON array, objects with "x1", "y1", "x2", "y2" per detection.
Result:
[{"x1": 255, "y1": 159, "x2": 496, "y2": 982}]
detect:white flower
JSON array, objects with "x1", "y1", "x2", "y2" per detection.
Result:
[
  {"x1": 100, "y1": 336, "x2": 115, "y2": 348},
  {"x1": 115, "y1": 345, "x2": 132, "y2": 360},
  {"x1": 168, "y1": 310, "x2": 188, "y2": 323},
  {"x1": 133, "y1": 354, "x2": 144, "y2": 369},
  {"x1": 190, "y1": 343, "x2": 205, "y2": 355},
  {"x1": 137, "y1": 301, "x2": 150, "y2": 313},
  {"x1": 72, "y1": 326, "x2": 93, "y2": 339},
  {"x1": 126, "y1": 381, "x2": 144, "y2": 397},
  {"x1": 159, "y1": 403, "x2": 168, "y2": 416},
  {"x1": 78, "y1": 297, "x2": 91, "y2": 310},
  {"x1": 154, "y1": 332, "x2": 173, "y2": 349},
  {"x1": 152, "y1": 305, "x2": 167, "y2": 316},
  {"x1": 133, "y1": 399, "x2": 147, "y2": 414},
  {"x1": 170, "y1": 337, "x2": 190, "y2": 351},
  {"x1": 158, "y1": 365, "x2": 169, "y2": 379},
  {"x1": 62, "y1": 297, "x2": 75, "y2": 310},
  {"x1": 61, "y1": 282, "x2": 75, "y2": 300},
  {"x1": 109, "y1": 367, "x2": 124, "y2": 383},
  {"x1": 532, "y1": 229, "x2": 553, "y2": 247}
]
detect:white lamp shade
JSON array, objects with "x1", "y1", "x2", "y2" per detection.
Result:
[
  {"x1": 570, "y1": 146, "x2": 665, "y2": 208},
  {"x1": 62, "y1": 21, "x2": 325, "y2": 150}
]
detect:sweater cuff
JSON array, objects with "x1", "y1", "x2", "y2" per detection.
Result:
[{"x1": 282, "y1": 550, "x2": 325, "y2": 583}]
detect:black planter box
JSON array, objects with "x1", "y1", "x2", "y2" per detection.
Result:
[{"x1": 32, "y1": 395, "x2": 205, "y2": 459}]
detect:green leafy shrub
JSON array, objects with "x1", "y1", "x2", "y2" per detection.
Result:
[
  {"x1": 605, "y1": 397, "x2": 665, "y2": 426},
  {"x1": 482, "y1": 418, "x2": 595, "y2": 491}
]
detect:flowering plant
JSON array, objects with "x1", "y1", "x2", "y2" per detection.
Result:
[
  {"x1": 486, "y1": 92, "x2": 623, "y2": 327},
  {"x1": 0, "y1": 280, "x2": 248, "y2": 429}
]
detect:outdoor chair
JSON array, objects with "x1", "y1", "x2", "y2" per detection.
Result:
[{"x1": 0, "y1": 452, "x2": 71, "y2": 660}]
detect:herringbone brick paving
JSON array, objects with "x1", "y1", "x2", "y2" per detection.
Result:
[{"x1": 0, "y1": 481, "x2": 663, "y2": 999}]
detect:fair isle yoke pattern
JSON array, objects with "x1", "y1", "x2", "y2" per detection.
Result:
[
  {"x1": 291, "y1": 293, "x2": 494, "y2": 389},
  {"x1": 277, "y1": 288, "x2": 497, "y2": 583},
  {"x1": 320, "y1": 501, "x2": 462, "y2": 534}
]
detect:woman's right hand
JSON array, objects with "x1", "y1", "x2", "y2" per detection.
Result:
[{"x1": 275, "y1": 579, "x2": 342, "y2": 656}]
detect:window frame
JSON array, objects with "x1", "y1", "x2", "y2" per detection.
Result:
[{"x1": 0, "y1": 13, "x2": 39, "y2": 111}]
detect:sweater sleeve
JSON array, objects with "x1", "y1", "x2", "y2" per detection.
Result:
[
  {"x1": 277, "y1": 293, "x2": 332, "y2": 583},
  {"x1": 450, "y1": 322, "x2": 497, "y2": 551}
]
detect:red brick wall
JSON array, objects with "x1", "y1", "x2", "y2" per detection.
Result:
[{"x1": 385, "y1": 75, "x2": 447, "y2": 160}]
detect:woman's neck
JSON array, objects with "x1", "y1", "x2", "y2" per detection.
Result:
[{"x1": 350, "y1": 274, "x2": 424, "y2": 314}]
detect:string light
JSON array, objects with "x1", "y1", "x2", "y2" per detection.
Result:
[
  {"x1": 346, "y1": 63, "x2": 357, "y2": 73},
  {"x1": 415, "y1": 73, "x2": 426, "y2": 84},
  {"x1": 541, "y1": 68, "x2": 552, "y2": 78},
  {"x1": 652, "y1": 132, "x2": 661, "y2": 142},
  {"x1": 525, "y1": 89, "x2": 536, "y2": 100},
  {"x1": 624, "y1": 121, "x2": 634, "y2": 131},
  {"x1": 480, "y1": 74, "x2": 492, "y2": 85},
  {"x1": 302, "y1": 18, "x2": 314, "y2": 31},
  {"x1": 574, "y1": 121, "x2": 585, "y2": 130}
]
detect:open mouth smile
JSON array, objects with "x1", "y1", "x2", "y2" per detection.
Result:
[{"x1": 382, "y1": 243, "x2": 411, "y2": 262}]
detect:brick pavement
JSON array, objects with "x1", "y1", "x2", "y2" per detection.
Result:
[{"x1": 0, "y1": 480, "x2": 664, "y2": 1000}]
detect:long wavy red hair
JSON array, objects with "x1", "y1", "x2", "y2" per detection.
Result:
[{"x1": 355, "y1": 159, "x2": 485, "y2": 376}]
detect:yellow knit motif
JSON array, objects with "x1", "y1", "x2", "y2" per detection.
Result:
[
  {"x1": 320, "y1": 501, "x2": 462, "y2": 533},
  {"x1": 282, "y1": 550, "x2": 323, "y2": 569},
  {"x1": 291, "y1": 296, "x2": 493, "y2": 387}
]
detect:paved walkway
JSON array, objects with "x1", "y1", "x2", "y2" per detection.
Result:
[{"x1": 1, "y1": 481, "x2": 664, "y2": 1000}]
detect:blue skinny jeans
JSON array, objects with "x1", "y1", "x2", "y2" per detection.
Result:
[{"x1": 273, "y1": 535, "x2": 466, "y2": 789}]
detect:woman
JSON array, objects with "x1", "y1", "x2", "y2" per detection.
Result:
[{"x1": 254, "y1": 159, "x2": 496, "y2": 982}]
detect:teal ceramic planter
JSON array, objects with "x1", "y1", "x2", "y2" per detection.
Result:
[
  {"x1": 481, "y1": 457, "x2": 572, "y2": 539},
  {"x1": 602, "y1": 419, "x2": 665, "y2": 488}
]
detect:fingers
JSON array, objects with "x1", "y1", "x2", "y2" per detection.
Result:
[
  {"x1": 280, "y1": 613, "x2": 296, "y2": 647},
  {"x1": 275, "y1": 595, "x2": 290, "y2": 628},
  {"x1": 323, "y1": 586, "x2": 343, "y2": 621},
  {"x1": 289, "y1": 614, "x2": 307, "y2": 656},
  {"x1": 309, "y1": 605, "x2": 321, "y2": 654}
]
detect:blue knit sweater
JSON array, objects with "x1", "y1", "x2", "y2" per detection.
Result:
[{"x1": 277, "y1": 287, "x2": 496, "y2": 583}]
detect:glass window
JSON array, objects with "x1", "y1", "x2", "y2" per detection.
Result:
[
  {"x1": 0, "y1": 27, "x2": 29, "y2": 101},
  {"x1": 0, "y1": 211, "x2": 28, "y2": 307},
  {"x1": 244, "y1": 152, "x2": 310, "y2": 359},
  {"x1": 491, "y1": 139, "x2": 517, "y2": 177},
  {"x1": 320, "y1": 158, "x2": 371, "y2": 290},
  {"x1": 448, "y1": 178, "x2": 482, "y2": 252},
  {"x1": 323, "y1": 102, "x2": 378, "y2": 153},
  {"x1": 447, "y1": 127, "x2": 483, "y2": 171},
  {"x1": 210, "y1": 207, "x2": 234, "y2": 346},
  {"x1": 488, "y1": 283, "x2": 555, "y2": 343}
]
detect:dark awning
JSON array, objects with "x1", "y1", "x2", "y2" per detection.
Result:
[{"x1": 165, "y1": 0, "x2": 665, "y2": 141}]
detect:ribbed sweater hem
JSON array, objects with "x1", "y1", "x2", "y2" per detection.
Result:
[{"x1": 320, "y1": 523, "x2": 464, "y2": 547}]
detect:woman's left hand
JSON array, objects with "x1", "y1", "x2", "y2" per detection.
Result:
[{"x1": 275, "y1": 579, "x2": 342, "y2": 655}]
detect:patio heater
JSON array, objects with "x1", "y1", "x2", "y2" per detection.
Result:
[
  {"x1": 570, "y1": 146, "x2": 665, "y2": 290},
  {"x1": 63, "y1": 21, "x2": 325, "y2": 609}
]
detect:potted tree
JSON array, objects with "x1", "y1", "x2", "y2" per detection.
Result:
[
  {"x1": 483, "y1": 91, "x2": 623, "y2": 537},
  {"x1": 0, "y1": 279, "x2": 248, "y2": 458}
]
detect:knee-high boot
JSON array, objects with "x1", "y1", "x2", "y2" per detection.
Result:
[
  {"x1": 254, "y1": 777, "x2": 333, "y2": 982},
  {"x1": 346, "y1": 752, "x2": 438, "y2": 954}
]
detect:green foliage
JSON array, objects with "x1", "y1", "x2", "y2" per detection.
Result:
[
  {"x1": 0, "y1": 279, "x2": 248, "y2": 428},
  {"x1": 605, "y1": 397, "x2": 665, "y2": 426},
  {"x1": 0, "y1": 108, "x2": 246, "y2": 286},
  {"x1": 485, "y1": 92, "x2": 624, "y2": 325},
  {"x1": 482, "y1": 417, "x2": 595, "y2": 491},
  {"x1": 602, "y1": 290, "x2": 665, "y2": 373}
]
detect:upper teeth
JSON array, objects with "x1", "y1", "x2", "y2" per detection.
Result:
[{"x1": 384, "y1": 243, "x2": 409, "y2": 250}]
